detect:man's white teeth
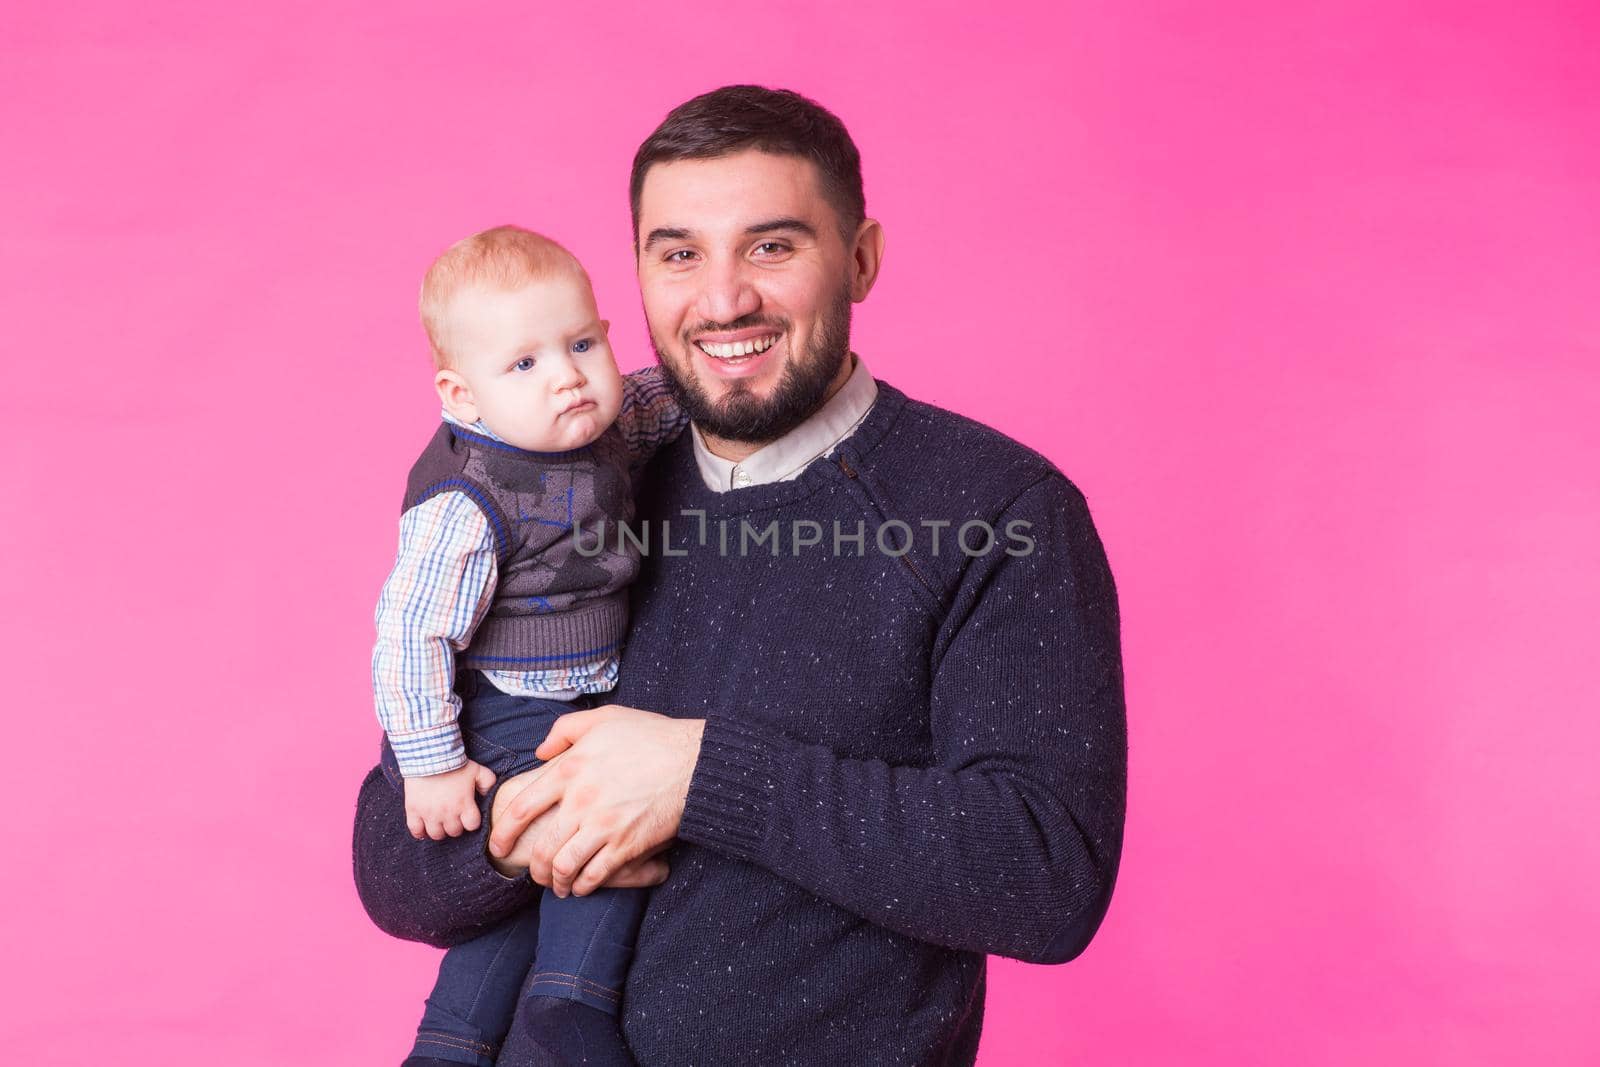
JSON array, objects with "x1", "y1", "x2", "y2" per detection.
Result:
[{"x1": 698, "y1": 335, "x2": 779, "y2": 359}]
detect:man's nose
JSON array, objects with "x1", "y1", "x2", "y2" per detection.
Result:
[{"x1": 695, "y1": 255, "x2": 760, "y2": 325}]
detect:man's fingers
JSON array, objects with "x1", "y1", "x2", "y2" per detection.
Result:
[
  {"x1": 551, "y1": 826, "x2": 609, "y2": 898},
  {"x1": 489, "y1": 766, "x2": 542, "y2": 823},
  {"x1": 524, "y1": 814, "x2": 573, "y2": 887},
  {"x1": 605, "y1": 854, "x2": 670, "y2": 889},
  {"x1": 488, "y1": 770, "x2": 563, "y2": 857},
  {"x1": 572, "y1": 842, "x2": 630, "y2": 897}
]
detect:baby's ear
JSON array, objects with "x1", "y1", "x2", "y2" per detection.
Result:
[
  {"x1": 600, "y1": 319, "x2": 610, "y2": 334},
  {"x1": 434, "y1": 369, "x2": 477, "y2": 423}
]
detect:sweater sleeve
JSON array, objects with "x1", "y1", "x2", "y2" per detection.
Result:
[
  {"x1": 676, "y1": 473, "x2": 1127, "y2": 964},
  {"x1": 616, "y1": 365, "x2": 690, "y2": 468},
  {"x1": 353, "y1": 764, "x2": 540, "y2": 948}
]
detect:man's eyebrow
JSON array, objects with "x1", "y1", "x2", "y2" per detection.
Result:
[
  {"x1": 642, "y1": 227, "x2": 691, "y2": 252},
  {"x1": 642, "y1": 218, "x2": 818, "y2": 252},
  {"x1": 746, "y1": 217, "x2": 816, "y2": 238}
]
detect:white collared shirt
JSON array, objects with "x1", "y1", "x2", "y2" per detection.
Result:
[{"x1": 691, "y1": 354, "x2": 878, "y2": 491}]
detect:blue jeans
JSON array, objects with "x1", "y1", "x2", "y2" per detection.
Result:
[{"x1": 382, "y1": 671, "x2": 649, "y2": 1067}]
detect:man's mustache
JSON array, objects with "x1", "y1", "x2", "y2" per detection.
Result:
[{"x1": 685, "y1": 315, "x2": 788, "y2": 337}]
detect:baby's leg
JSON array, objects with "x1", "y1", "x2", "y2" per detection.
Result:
[
  {"x1": 509, "y1": 885, "x2": 650, "y2": 1066},
  {"x1": 406, "y1": 910, "x2": 540, "y2": 1067},
  {"x1": 404, "y1": 675, "x2": 571, "y2": 1065},
  {"x1": 526, "y1": 883, "x2": 648, "y2": 1012}
]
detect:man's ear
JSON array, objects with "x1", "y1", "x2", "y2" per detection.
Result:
[
  {"x1": 434, "y1": 368, "x2": 478, "y2": 424},
  {"x1": 848, "y1": 217, "x2": 886, "y2": 303}
]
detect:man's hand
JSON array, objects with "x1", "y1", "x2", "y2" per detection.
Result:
[
  {"x1": 484, "y1": 784, "x2": 674, "y2": 889},
  {"x1": 487, "y1": 705, "x2": 705, "y2": 897},
  {"x1": 404, "y1": 759, "x2": 496, "y2": 840}
]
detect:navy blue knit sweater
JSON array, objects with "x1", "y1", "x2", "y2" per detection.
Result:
[{"x1": 354, "y1": 381, "x2": 1127, "y2": 1066}]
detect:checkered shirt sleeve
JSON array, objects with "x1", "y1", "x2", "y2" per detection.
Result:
[
  {"x1": 616, "y1": 365, "x2": 690, "y2": 467},
  {"x1": 371, "y1": 491, "x2": 497, "y2": 777}
]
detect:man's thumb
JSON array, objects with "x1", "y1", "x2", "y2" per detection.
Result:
[{"x1": 535, "y1": 709, "x2": 591, "y2": 759}]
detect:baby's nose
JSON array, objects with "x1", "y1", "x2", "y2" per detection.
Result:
[{"x1": 550, "y1": 356, "x2": 586, "y2": 388}]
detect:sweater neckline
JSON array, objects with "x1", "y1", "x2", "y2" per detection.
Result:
[
  {"x1": 447, "y1": 422, "x2": 598, "y2": 462},
  {"x1": 661, "y1": 379, "x2": 910, "y2": 517}
]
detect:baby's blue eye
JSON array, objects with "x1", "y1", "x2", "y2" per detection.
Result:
[
  {"x1": 572, "y1": 339, "x2": 592, "y2": 354},
  {"x1": 513, "y1": 357, "x2": 535, "y2": 371}
]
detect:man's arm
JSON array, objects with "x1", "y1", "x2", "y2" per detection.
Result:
[
  {"x1": 353, "y1": 744, "x2": 672, "y2": 947},
  {"x1": 502, "y1": 474, "x2": 1126, "y2": 963},
  {"x1": 353, "y1": 763, "x2": 539, "y2": 947}
]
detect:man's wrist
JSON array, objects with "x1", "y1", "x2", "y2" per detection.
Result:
[
  {"x1": 680, "y1": 717, "x2": 707, "y2": 768},
  {"x1": 672, "y1": 718, "x2": 708, "y2": 825},
  {"x1": 679, "y1": 712, "x2": 783, "y2": 861}
]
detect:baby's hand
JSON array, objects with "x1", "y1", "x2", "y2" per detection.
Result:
[{"x1": 404, "y1": 760, "x2": 497, "y2": 840}]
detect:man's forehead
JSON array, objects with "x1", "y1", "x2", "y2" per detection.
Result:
[{"x1": 637, "y1": 150, "x2": 831, "y2": 233}]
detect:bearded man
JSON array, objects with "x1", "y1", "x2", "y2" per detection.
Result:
[{"x1": 356, "y1": 84, "x2": 1127, "y2": 1067}]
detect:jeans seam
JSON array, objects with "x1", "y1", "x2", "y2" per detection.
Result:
[
  {"x1": 414, "y1": 1029, "x2": 497, "y2": 1055},
  {"x1": 575, "y1": 892, "x2": 620, "y2": 983},
  {"x1": 462, "y1": 914, "x2": 537, "y2": 1024},
  {"x1": 527, "y1": 972, "x2": 622, "y2": 1003}
]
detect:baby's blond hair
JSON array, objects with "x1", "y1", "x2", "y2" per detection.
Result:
[{"x1": 420, "y1": 225, "x2": 590, "y2": 369}]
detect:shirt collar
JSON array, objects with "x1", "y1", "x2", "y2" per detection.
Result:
[
  {"x1": 690, "y1": 353, "x2": 879, "y2": 492},
  {"x1": 440, "y1": 408, "x2": 506, "y2": 443}
]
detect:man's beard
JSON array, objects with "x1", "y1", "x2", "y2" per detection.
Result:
[{"x1": 650, "y1": 284, "x2": 853, "y2": 445}]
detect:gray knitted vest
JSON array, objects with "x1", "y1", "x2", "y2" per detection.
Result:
[{"x1": 402, "y1": 421, "x2": 638, "y2": 672}]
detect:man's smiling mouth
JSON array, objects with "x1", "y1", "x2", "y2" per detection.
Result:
[{"x1": 696, "y1": 333, "x2": 781, "y2": 364}]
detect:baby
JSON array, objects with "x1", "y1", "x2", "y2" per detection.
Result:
[{"x1": 371, "y1": 225, "x2": 685, "y2": 1067}]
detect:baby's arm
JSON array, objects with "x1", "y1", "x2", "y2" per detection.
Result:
[
  {"x1": 616, "y1": 364, "x2": 690, "y2": 468},
  {"x1": 372, "y1": 491, "x2": 500, "y2": 840}
]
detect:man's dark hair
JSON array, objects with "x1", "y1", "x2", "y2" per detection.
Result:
[{"x1": 629, "y1": 85, "x2": 865, "y2": 244}]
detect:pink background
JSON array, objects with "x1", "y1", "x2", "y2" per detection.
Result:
[{"x1": 3, "y1": 2, "x2": 1597, "y2": 1063}]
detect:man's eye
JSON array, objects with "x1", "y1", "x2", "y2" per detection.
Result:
[
  {"x1": 755, "y1": 242, "x2": 787, "y2": 255},
  {"x1": 572, "y1": 339, "x2": 592, "y2": 354},
  {"x1": 665, "y1": 250, "x2": 697, "y2": 263},
  {"x1": 513, "y1": 357, "x2": 536, "y2": 371}
]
